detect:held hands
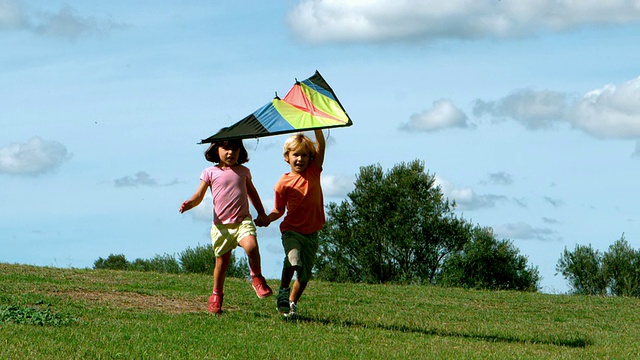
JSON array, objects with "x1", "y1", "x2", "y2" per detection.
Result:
[{"x1": 254, "y1": 213, "x2": 271, "y2": 227}]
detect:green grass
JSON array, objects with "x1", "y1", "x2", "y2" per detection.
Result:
[{"x1": 1, "y1": 263, "x2": 639, "y2": 359}]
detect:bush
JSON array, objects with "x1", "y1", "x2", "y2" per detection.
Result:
[
  {"x1": 93, "y1": 254, "x2": 128, "y2": 271},
  {"x1": 179, "y1": 245, "x2": 215, "y2": 274},
  {"x1": 93, "y1": 245, "x2": 250, "y2": 278},
  {"x1": 437, "y1": 226, "x2": 540, "y2": 291},
  {"x1": 227, "y1": 255, "x2": 249, "y2": 279},
  {"x1": 148, "y1": 254, "x2": 181, "y2": 274}
]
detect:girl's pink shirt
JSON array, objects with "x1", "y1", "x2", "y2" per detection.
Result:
[{"x1": 200, "y1": 165, "x2": 251, "y2": 225}]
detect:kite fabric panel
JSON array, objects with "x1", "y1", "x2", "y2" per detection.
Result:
[{"x1": 200, "y1": 71, "x2": 353, "y2": 143}]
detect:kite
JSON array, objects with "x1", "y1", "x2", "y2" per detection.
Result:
[{"x1": 200, "y1": 71, "x2": 352, "y2": 143}]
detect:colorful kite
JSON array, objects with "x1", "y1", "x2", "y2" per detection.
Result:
[{"x1": 200, "y1": 71, "x2": 352, "y2": 143}]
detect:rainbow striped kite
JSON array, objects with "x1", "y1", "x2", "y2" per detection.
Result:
[{"x1": 200, "y1": 71, "x2": 352, "y2": 143}]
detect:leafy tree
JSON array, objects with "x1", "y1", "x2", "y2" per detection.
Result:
[
  {"x1": 556, "y1": 244, "x2": 607, "y2": 295},
  {"x1": 316, "y1": 160, "x2": 471, "y2": 284},
  {"x1": 437, "y1": 226, "x2": 540, "y2": 291},
  {"x1": 602, "y1": 234, "x2": 640, "y2": 297}
]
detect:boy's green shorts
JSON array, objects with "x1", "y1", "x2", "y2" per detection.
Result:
[{"x1": 282, "y1": 230, "x2": 319, "y2": 283}]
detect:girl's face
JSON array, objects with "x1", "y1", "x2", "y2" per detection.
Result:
[
  {"x1": 218, "y1": 145, "x2": 240, "y2": 167},
  {"x1": 286, "y1": 146, "x2": 311, "y2": 174}
]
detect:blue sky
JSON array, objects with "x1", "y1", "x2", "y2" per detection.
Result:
[{"x1": 2, "y1": 0, "x2": 640, "y2": 293}]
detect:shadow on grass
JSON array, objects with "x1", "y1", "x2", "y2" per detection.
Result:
[{"x1": 287, "y1": 314, "x2": 591, "y2": 348}]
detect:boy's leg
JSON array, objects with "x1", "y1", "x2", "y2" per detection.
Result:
[
  {"x1": 290, "y1": 278, "x2": 308, "y2": 304},
  {"x1": 277, "y1": 265, "x2": 295, "y2": 312},
  {"x1": 280, "y1": 265, "x2": 296, "y2": 289}
]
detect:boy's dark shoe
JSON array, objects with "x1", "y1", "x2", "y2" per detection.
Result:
[{"x1": 276, "y1": 287, "x2": 291, "y2": 312}]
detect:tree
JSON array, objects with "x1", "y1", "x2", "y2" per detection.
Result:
[
  {"x1": 602, "y1": 234, "x2": 640, "y2": 297},
  {"x1": 556, "y1": 244, "x2": 607, "y2": 295},
  {"x1": 316, "y1": 160, "x2": 472, "y2": 284},
  {"x1": 437, "y1": 226, "x2": 540, "y2": 291}
]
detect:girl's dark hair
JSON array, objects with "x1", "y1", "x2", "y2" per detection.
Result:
[{"x1": 204, "y1": 139, "x2": 249, "y2": 164}]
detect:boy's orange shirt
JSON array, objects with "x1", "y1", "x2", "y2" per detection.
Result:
[{"x1": 273, "y1": 161, "x2": 325, "y2": 235}]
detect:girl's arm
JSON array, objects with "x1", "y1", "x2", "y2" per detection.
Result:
[
  {"x1": 314, "y1": 129, "x2": 326, "y2": 168},
  {"x1": 246, "y1": 177, "x2": 269, "y2": 226},
  {"x1": 246, "y1": 178, "x2": 266, "y2": 215},
  {"x1": 179, "y1": 181, "x2": 208, "y2": 213}
]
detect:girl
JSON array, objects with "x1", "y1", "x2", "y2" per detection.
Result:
[{"x1": 179, "y1": 139, "x2": 272, "y2": 314}]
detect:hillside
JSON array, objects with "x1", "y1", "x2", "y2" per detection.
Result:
[{"x1": 1, "y1": 263, "x2": 639, "y2": 359}]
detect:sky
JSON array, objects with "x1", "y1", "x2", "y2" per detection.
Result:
[{"x1": 2, "y1": 0, "x2": 640, "y2": 294}]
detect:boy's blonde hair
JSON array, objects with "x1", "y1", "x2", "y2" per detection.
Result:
[{"x1": 283, "y1": 133, "x2": 316, "y2": 160}]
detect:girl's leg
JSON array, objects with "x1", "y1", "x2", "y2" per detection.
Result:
[
  {"x1": 209, "y1": 251, "x2": 232, "y2": 314},
  {"x1": 213, "y1": 251, "x2": 232, "y2": 293},
  {"x1": 238, "y1": 235, "x2": 262, "y2": 276},
  {"x1": 239, "y1": 235, "x2": 273, "y2": 298}
]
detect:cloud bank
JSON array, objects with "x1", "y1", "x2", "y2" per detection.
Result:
[
  {"x1": 286, "y1": 0, "x2": 640, "y2": 44},
  {"x1": 474, "y1": 76, "x2": 640, "y2": 140},
  {"x1": 0, "y1": 0, "x2": 124, "y2": 39},
  {"x1": 114, "y1": 171, "x2": 178, "y2": 187},
  {"x1": 400, "y1": 99, "x2": 472, "y2": 132},
  {"x1": 0, "y1": 136, "x2": 72, "y2": 175}
]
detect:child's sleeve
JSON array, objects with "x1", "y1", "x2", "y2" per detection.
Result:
[{"x1": 273, "y1": 181, "x2": 287, "y2": 213}]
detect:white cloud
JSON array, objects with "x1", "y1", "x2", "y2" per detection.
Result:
[
  {"x1": 633, "y1": 140, "x2": 640, "y2": 158},
  {"x1": 434, "y1": 175, "x2": 506, "y2": 210},
  {"x1": 286, "y1": 0, "x2": 640, "y2": 44},
  {"x1": 494, "y1": 221, "x2": 560, "y2": 241},
  {"x1": 0, "y1": 137, "x2": 72, "y2": 175},
  {"x1": 113, "y1": 171, "x2": 178, "y2": 187},
  {"x1": 482, "y1": 171, "x2": 514, "y2": 185},
  {"x1": 0, "y1": 0, "x2": 27, "y2": 29},
  {"x1": 474, "y1": 89, "x2": 569, "y2": 129},
  {"x1": 571, "y1": 77, "x2": 640, "y2": 139},
  {"x1": 401, "y1": 99, "x2": 471, "y2": 132},
  {"x1": 475, "y1": 76, "x2": 640, "y2": 140},
  {"x1": 543, "y1": 196, "x2": 564, "y2": 208},
  {"x1": 190, "y1": 195, "x2": 213, "y2": 222},
  {"x1": 322, "y1": 174, "x2": 355, "y2": 197},
  {"x1": 0, "y1": 1, "x2": 124, "y2": 39}
]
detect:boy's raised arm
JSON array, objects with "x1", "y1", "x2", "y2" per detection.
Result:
[{"x1": 314, "y1": 129, "x2": 326, "y2": 168}]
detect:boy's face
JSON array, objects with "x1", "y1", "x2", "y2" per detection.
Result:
[{"x1": 286, "y1": 147, "x2": 310, "y2": 174}]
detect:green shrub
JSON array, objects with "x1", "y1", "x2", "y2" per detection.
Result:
[
  {"x1": 149, "y1": 253, "x2": 182, "y2": 274},
  {"x1": 93, "y1": 254, "x2": 128, "y2": 270},
  {"x1": 179, "y1": 244, "x2": 215, "y2": 274},
  {"x1": 227, "y1": 255, "x2": 249, "y2": 279}
]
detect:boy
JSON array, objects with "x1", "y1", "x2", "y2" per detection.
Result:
[{"x1": 267, "y1": 129, "x2": 325, "y2": 318}]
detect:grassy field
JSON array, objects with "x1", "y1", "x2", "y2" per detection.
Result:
[{"x1": 1, "y1": 263, "x2": 639, "y2": 359}]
